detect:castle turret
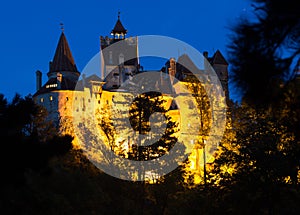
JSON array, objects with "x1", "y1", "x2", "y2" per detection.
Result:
[
  {"x1": 33, "y1": 29, "x2": 81, "y2": 129},
  {"x1": 207, "y1": 50, "x2": 229, "y2": 101},
  {"x1": 47, "y1": 31, "x2": 80, "y2": 83},
  {"x1": 100, "y1": 12, "x2": 139, "y2": 89},
  {"x1": 111, "y1": 12, "x2": 127, "y2": 39},
  {"x1": 34, "y1": 30, "x2": 80, "y2": 97}
]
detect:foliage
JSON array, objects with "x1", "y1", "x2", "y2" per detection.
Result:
[
  {"x1": 228, "y1": 0, "x2": 300, "y2": 105},
  {"x1": 0, "y1": 93, "x2": 73, "y2": 187}
]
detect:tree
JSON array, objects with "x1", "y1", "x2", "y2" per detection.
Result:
[
  {"x1": 206, "y1": 1, "x2": 300, "y2": 213},
  {"x1": 209, "y1": 101, "x2": 300, "y2": 214},
  {"x1": 228, "y1": 0, "x2": 300, "y2": 105},
  {"x1": 0, "y1": 93, "x2": 73, "y2": 186}
]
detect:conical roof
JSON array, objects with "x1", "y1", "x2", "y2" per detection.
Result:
[
  {"x1": 48, "y1": 32, "x2": 78, "y2": 74},
  {"x1": 209, "y1": 50, "x2": 228, "y2": 65},
  {"x1": 111, "y1": 14, "x2": 127, "y2": 36}
]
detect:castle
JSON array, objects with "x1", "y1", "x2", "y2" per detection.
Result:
[{"x1": 33, "y1": 15, "x2": 229, "y2": 182}]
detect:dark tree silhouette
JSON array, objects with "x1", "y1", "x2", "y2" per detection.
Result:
[
  {"x1": 228, "y1": 0, "x2": 300, "y2": 105},
  {"x1": 0, "y1": 93, "x2": 73, "y2": 186}
]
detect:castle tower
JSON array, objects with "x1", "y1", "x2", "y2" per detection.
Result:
[
  {"x1": 47, "y1": 31, "x2": 80, "y2": 83},
  {"x1": 100, "y1": 12, "x2": 139, "y2": 90},
  {"x1": 111, "y1": 12, "x2": 127, "y2": 39},
  {"x1": 207, "y1": 50, "x2": 229, "y2": 101},
  {"x1": 165, "y1": 50, "x2": 229, "y2": 103},
  {"x1": 33, "y1": 30, "x2": 80, "y2": 127}
]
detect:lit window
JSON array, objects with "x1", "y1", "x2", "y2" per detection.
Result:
[
  {"x1": 49, "y1": 96, "x2": 53, "y2": 101},
  {"x1": 40, "y1": 98, "x2": 44, "y2": 103},
  {"x1": 46, "y1": 84, "x2": 58, "y2": 88}
]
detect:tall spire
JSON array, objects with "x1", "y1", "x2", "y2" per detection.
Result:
[
  {"x1": 48, "y1": 31, "x2": 78, "y2": 75},
  {"x1": 111, "y1": 11, "x2": 127, "y2": 39}
]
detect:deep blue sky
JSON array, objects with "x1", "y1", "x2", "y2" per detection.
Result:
[{"x1": 0, "y1": 0, "x2": 252, "y2": 100}]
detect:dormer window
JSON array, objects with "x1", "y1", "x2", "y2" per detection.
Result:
[{"x1": 46, "y1": 83, "x2": 58, "y2": 88}]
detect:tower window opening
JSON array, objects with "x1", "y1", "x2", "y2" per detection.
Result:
[
  {"x1": 109, "y1": 51, "x2": 113, "y2": 64},
  {"x1": 119, "y1": 53, "x2": 124, "y2": 64}
]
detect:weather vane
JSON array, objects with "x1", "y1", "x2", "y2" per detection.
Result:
[{"x1": 60, "y1": 22, "x2": 64, "y2": 32}]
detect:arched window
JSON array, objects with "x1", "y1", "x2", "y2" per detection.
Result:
[
  {"x1": 109, "y1": 51, "x2": 113, "y2": 64},
  {"x1": 119, "y1": 53, "x2": 124, "y2": 64}
]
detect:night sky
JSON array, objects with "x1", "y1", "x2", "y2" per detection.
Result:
[{"x1": 0, "y1": 0, "x2": 252, "y2": 100}]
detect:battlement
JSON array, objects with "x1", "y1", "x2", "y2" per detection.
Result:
[{"x1": 100, "y1": 36, "x2": 137, "y2": 48}]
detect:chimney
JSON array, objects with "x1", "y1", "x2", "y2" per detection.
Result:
[
  {"x1": 36, "y1": 70, "x2": 42, "y2": 91},
  {"x1": 168, "y1": 58, "x2": 176, "y2": 85},
  {"x1": 57, "y1": 72, "x2": 62, "y2": 89}
]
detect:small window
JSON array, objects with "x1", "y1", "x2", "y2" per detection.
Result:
[
  {"x1": 119, "y1": 53, "x2": 124, "y2": 64},
  {"x1": 40, "y1": 98, "x2": 44, "y2": 103},
  {"x1": 98, "y1": 100, "x2": 100, "y2": 104},
  {"x1": 109, "y1": 51, "x2": 113, "y2": 64},
  {"x1": 88, "y1": 99, "x2": 91, "y2": 103},
  {"x1": 46, "y1": 83, "x2": 57, "y2": 88},
  {"x1": 66, "y1": 97, "x2": 69, "y2": 101},
  {"x1": 49, "y1": 96, "x2": 53, "y2": 101}
]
